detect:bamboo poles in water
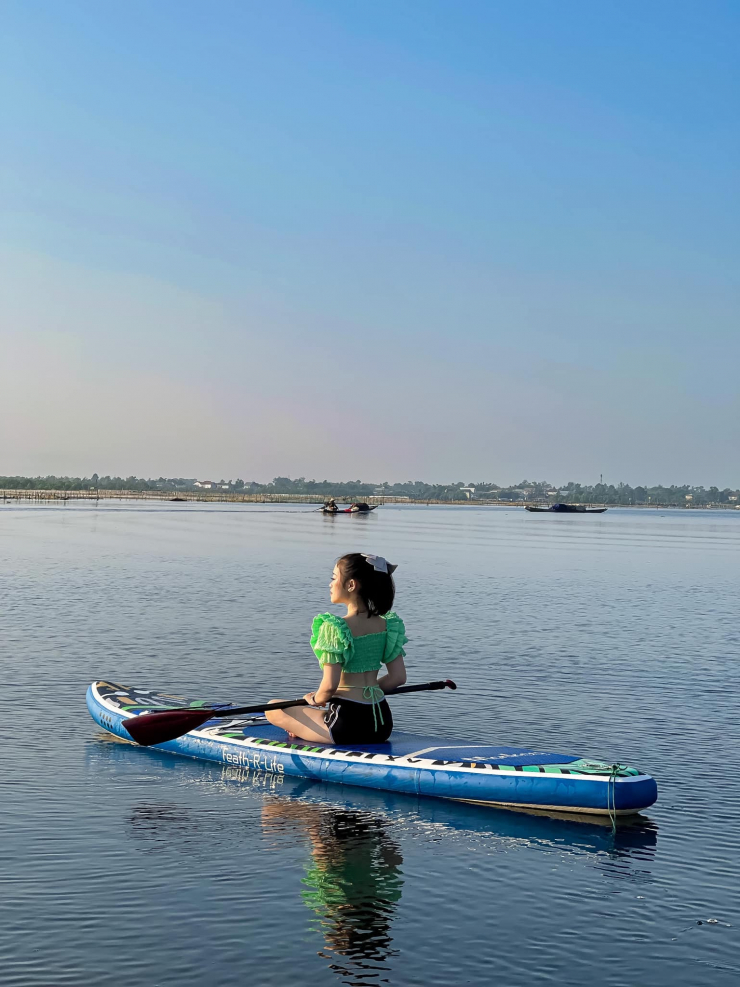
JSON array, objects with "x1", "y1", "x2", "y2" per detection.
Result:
[
  {"x1": 1, "y1": 489, "x2": 390, "y2": 505},
  {"x1": 0, "y1": 489, "x2": 514, "y2": 506},
  {"x1": 0, "y1": 489, "x2": 326, "y2": 504}
]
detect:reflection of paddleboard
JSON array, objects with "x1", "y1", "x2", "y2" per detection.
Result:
[
  {"x1": 87, "y1": 681, "x2": 658, "y2": 816},
  {"x1": 91, "y1": 742, "x2": 659, "y2": 857}
]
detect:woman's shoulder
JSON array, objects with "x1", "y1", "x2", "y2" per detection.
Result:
[
  {"x1": 382, "y1": 610, "x2": 406, "y2": 631},
  {"x1": 311, "y1": 613, "x2": 353, "y2": 646},
  {"x1": 381, "y1": 611, "x2": 408, "y2": 660}
]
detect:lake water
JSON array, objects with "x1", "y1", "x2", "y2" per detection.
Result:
[{"x1": 1, "y1": 502, "x2": 738, "y2": 986}]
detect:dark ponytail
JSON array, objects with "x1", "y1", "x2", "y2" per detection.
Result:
[{"x1": 337, "y1": 553, "x2": 395, "y2": 617}]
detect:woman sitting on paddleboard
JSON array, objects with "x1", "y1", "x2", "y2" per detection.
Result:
[{"x1": 266, "y1": 553, "x2": 407, "y2": 744}]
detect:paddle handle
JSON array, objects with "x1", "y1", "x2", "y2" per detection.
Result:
[{"x1": 387, "y1": 679, "x2": 456, "y2": 695}]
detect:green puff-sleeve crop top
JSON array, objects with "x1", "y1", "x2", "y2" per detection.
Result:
[{"x1": 310, "y1": 612, "x2": 407, "y2": 672}]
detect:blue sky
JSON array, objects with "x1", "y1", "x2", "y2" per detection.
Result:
[{"x1": 2, "y1": 1, "x2": 738, "y2": 485}]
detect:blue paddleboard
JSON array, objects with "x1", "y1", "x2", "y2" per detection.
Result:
[{"x1": 87, "y1": 681, "x2": 658, "y2": 816}]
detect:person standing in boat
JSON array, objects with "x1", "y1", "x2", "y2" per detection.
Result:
[{"x1": 265, "y1": 553, "x2": 407, "y2": 744}]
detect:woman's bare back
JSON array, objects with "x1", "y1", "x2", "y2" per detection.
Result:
[{"x1": 342, "y1": 613, "x2": 386, "y2": 638}]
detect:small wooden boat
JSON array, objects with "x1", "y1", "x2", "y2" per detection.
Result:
[
  {"x1": 526, "y1": 504, "x2": 607, "y2": 514},
  {"x1": 321, "y1": 504, "x2": 378, "y2": 515}
]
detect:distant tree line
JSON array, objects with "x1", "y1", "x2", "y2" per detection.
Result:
[
  {"x1": 544, "y1": 482, "x2": 739, "y2": 507},
  {"x1": 0, "y1": 474, "x2": 195, "y2": 491},
  {"x1": 1, "y1": 474, "x2": 738, "y2": 506}
]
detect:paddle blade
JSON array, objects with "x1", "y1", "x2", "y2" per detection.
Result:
[{"x1": 123, "y1": 708, "x2": 214, "y2": 746}]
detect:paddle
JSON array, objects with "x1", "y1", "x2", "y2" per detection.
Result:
[{"x1": 123, "y1": 679, "x2": 457, "y2": 746}]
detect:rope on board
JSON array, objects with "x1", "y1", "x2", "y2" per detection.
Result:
[{"x1": 607, "y1": 763, "x2": 620, "y2": 834}]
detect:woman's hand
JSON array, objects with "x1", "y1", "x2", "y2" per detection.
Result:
[
  {"x1": 378, "y1": 654, "x2": 407, "y2": 693},
  {"x1": 303, "y1": 691, "x2": 327, "y2": 707},
  {"x1": 308, "y1": 663, "x2": 342, "y2": 707}
]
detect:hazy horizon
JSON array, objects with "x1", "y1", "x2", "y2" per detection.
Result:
[{"x1": 2, "y1": 2, "x2": 738, "y2": 487}]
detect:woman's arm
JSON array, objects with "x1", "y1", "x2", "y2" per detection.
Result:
[
  {"x1": 307, "y1": 663, "x2": 342, "y2": 706},
  {"x1": 377, "y1": 655, "x2": 407, "y2": 693}
]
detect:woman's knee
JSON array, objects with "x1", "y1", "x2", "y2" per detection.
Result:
[{"x1": 264, "y1": 700, "x2": 284, "y2": 725}]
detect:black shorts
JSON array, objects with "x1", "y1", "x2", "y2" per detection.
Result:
[{"x1": 323, "y1": 697, "x2": 393, "y2": 745}]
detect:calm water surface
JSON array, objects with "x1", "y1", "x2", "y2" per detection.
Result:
[{"x1": 1, "y1": 503, "x2": 738, "y2": 986}]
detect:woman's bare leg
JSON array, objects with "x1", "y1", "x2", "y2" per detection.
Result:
[{"x1": 265, "y1": 701, "x2": 334, "y2": 744}]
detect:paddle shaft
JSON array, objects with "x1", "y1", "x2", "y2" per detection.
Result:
[
  {"x1": 164, "y1": 678, "x2": 456, "y2": 719},
  {"x1": 122, "y1": 679, "x2": 456, "y2": 746}
]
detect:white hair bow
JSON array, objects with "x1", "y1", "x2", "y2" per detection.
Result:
[{"x1": 362, "y1": 554, "x2": 397, "y2": 574}]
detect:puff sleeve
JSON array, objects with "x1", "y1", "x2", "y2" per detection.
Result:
[
  {"x1": 382, "y1": 612, "x2": 408, "y2": 664},
  {"x1": 310, "y1": 613, "x2": 354, "y2": 667}
]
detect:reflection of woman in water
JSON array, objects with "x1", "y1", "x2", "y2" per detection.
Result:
[{"x1": 262, "y1": 801, "x2": 403, "y2": 981}]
